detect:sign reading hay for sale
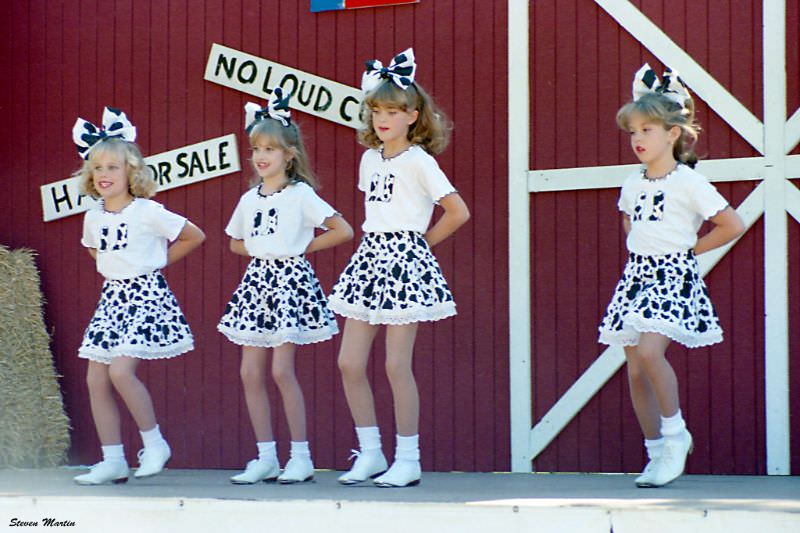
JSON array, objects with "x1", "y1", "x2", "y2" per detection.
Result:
[
  {"x1": 204, "y1": 43, "x2": 364, "y2": 129},
  {"x1": 41, "y1": 134, "x2": 240, "y2": 222}
]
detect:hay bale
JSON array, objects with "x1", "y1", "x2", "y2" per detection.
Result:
[{"x1": 0, "y1": 245, "x2": 71, "y2": 467}]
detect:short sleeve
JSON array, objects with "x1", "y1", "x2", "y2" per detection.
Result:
[
  {"x1": 617, "y1": 190, "x2": 632, "y2": 216},
  {"x1": 357, "y1": 151, "x2": 370, "y2": 192},
  {"x1": 224, "y1": 196, "x2": 248, "y2": 240},
  {"x1": 617, "y1": 173, "x2": 637, "y2": 216},
  {"x1": 417, "y1": 153, "x2": 456, "y2": 203},
  {"x1": 689, "y1": 176, "x2": 729, "y2": 220},
  {"x1": 81, "y1": 211, "x2": 98, "y2": 248},
  {"x1": 301, "y1": 186, "x2": 337, "y2": 228},
  {"x1": 147, "y1": 202, "x2": 187, "y2": 242}
]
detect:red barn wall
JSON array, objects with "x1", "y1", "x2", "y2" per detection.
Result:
[{"x1": 0, "y1": 0, "x2": 509, "y2": 472}]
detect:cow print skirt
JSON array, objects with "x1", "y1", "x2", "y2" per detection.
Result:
[
  {"x1": 598, "y1": 250, "x2": 722, "y2": 348},
  {"x1": 328, "y1": 231, "x2": 457, "y2": 325},
  {"x1": 79, "y1": 271, "x2": 194, "y2": 364},
  {"x1": 217, "y1": 256, "x2": 339, "y2": 348}
]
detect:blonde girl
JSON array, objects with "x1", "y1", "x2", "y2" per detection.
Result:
[{"x1": 72, "y1": 107, "x2": 205, "y2": 485}]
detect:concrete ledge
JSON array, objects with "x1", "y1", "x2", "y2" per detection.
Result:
[{"x1": 1, "y1": 469, "x2": 798, "y2": 532}]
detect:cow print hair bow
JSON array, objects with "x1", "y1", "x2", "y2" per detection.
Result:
[
  {"x1": 361, "y1": 48, "x2": 417, "y2": 93},
  {"x1": 632, "y1": 63, "x2": 691, "y2": 112},
  {"x1": 72, "y1": 107, "x2": 137, "y2": 160},
  {"x1": 245, "y1": 87, "x2": 292, "y2": 131}
]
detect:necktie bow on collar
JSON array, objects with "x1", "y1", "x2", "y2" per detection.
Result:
[
  {"x1": 245, "y1": 87, "x2": 292, "y2": 131},
  {"x1": 72, "y1": 107, "x2": 137, "y2": 160},
  {"x1": 361, "y1": 48, "x2": 417, "y2": 93},
  {"x1": 632, "y1": 63, "x2": 691, "y2": 111}
]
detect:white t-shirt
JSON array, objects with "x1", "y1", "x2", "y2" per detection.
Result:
[
  {"x1": 618, "y1": 164, "x2": 729, "y2": 256},
  {"x1": 81, "y1": 198, "x2": 187, "y2": 280},
  {"x1": 358, "y1": 145, "x2": 456, "y2": 233},
  {"x1": 225, "y1": 181, "x2": 337, "y2": 259}
]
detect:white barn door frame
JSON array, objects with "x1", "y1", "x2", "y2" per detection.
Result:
[{"x1": 508, "y1": 0, "x2": 799, "y2": 475}]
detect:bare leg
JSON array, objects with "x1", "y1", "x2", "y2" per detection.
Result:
[
  {"x1": 625, "y1": 332, "x2": 681, "y2": 439},
  {"x1": 108, "y1": 356, "x2": 157, "y2": 432},
  {"x1": 86, "y1": 361, "x2": 123, "y2": 445},
  {"x1": 337, "y1": 318, "x2": 380, "y2": 427},
  {"x1": 272, "y1": 343, "x2": 306, "y2": 442},
  {"x1": 240, "y1": 346, "x2": 273, "y2": 442},
  {"x1": 624, "y1": 346, "x2": 661, "y2": 439},
  {"x1": 385, "y1": 323, "x2": 419, "y2": 436}
]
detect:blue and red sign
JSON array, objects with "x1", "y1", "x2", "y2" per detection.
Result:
[{"x1": 311, "y1": 0, "x2": 419, "y2": 13}]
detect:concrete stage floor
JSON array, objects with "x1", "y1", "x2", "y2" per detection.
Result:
[{"x1": 1, "y1": 468, "x2": 798, "y2": 532}]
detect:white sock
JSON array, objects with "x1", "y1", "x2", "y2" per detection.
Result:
[
  {"x1": 101, "y1": 444, "x2": 125, "y2": 462},
  {"x1": 660, "y1": 410, "x2": 687, "y2": 437},
  {"x1": 644, "y1": 438, "x2": 665, "y2": 460},
  {"x1": 290, "y1": 441, "x2": 311, "y2": 459},
  {"x1": 355, "y1": 426, "x2": 382, "y2": 452},
  {"x1": 140, "y1": 425, "x2": 167, "y2": 448},
  {"x1": 395, "y1": 434, "x2": 420, "y2": 461},
  {"x1": 256, "y1": 441, "x2": 277, "y2": 461}
]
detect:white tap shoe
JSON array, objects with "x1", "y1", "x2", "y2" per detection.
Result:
[
  {"x1": 230, "y1": 458, "x2": 280, "y2": 484},
  {"x1": 337, "y1": 449, "x2": 388, "y2": 485},
  {"x1": 373, "y1": 459, "x2": 421, "y2": 488},
  {"x1": 648, "y1": 430, "x2": 693, "y2": 487},
  {"x1": 277, "y1": 456, "x2": 315, "y2": 484},
  {"x1": 634, "y1": 458, "x2": 660, "y2": 487},
  {"x1": 134, "y1": 442, "x2": 172, "y2": 479},
  {"x1": 73, "y1": 459, "x2": 129, "y2": 485}
]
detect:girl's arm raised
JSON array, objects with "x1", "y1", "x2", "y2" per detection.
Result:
[
  {"x1": 305, "y1": 214, "x2": 354, "y2": 254},
  {"x1": 425, "y1": 192, "x2": 470, "y2": 248},
  {"x1": 693, "y1": 206, "x2": 745, "y2": 255},
  {"x1": 167, "y1": 221, "x2": 205, "y2": 265}
]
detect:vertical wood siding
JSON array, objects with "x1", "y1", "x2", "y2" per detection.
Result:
[
  {"x1": 0, "y1": 0, "x2": 509, "y2": 471},
  {"x1": 528, "y1": 0, "x2": 797, "y2": 474}
]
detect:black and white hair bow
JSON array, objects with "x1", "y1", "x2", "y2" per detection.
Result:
[
  {"x1": 72, "y1": 107, "x2": 137, "y2": 160},
  {"x1": 245, "y1": 87, "x2": 292, "y2": 131},
  {"x1": 632, "y1": 63, "x2": 691, "y2": 111},
  {"x1": 361, "y1": 48, "x2": 417, "y2": 93}
]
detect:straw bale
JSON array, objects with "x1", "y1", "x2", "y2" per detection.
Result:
[{"x1": 0, "y1": 245, "x2": 71, "y2": 467}]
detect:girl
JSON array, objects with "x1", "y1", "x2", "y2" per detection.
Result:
[
  {"x1": 598, "y1": 65, "x2": 745, "y2": 488},
  {"x1": 329, "y1": 48, "x2": 470, "y2": 488},
  {"x1": 218, "y1": 88, "x2": 353, "y2": 484},
  {"x1": 72, "y1": 107, "x2": 205, "y2": 485}
]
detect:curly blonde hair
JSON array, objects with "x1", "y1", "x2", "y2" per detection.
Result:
[
  {"x1": 74, "y1": 138, "x2": 157, "y2": 199},
  {"x1": 247, "y1": 118, "x2": 318, "y2": 189},
  {"x1": 616, "y1": 92, "x2": 701, "y2": 168},
  {"x1": 358, "y1": 80, "x2": 451, "y2": 155}
]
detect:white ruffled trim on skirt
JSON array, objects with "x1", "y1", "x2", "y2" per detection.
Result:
[
  {"x1": 217, "y1": 323, "x2": 338, "y2": 348},
  {"x1": 328, "y1": 297, "x2": 457, "y2": 325},
  {"x1": 78, "y1": 338, "x2": 194, "y2": 365},
  {"x1": 598, "y1": 313, "x2": 722, "y2": 349}
]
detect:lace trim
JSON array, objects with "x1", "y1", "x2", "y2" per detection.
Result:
[
  {"x1": 432, "y1": 189, "x2": 458, "y2": 204},
  {"x1": 641, "y1": 163, "x2": 681, "y2": 182},
  {"x1": 328, "y1": 298, "x2": 457, "y2": 325},
  {"x1": 78, "y1": 339, "x2": 194, "y2": 364},
  {"x1": 379, "y1": 145, "x2": 413, "y2": 161},
  {"x1": 599, "y1": 314, "x2": 723, "y2": 349},
  {"x1": 99, "y1": 197, "x2": 137, "y2": 215},
  {"x1": 217, "y1": 324, "x2": 339, "y2": 348},
  {"x1": 256, "y1": 181, "x2": 293, "y2": 198}
]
